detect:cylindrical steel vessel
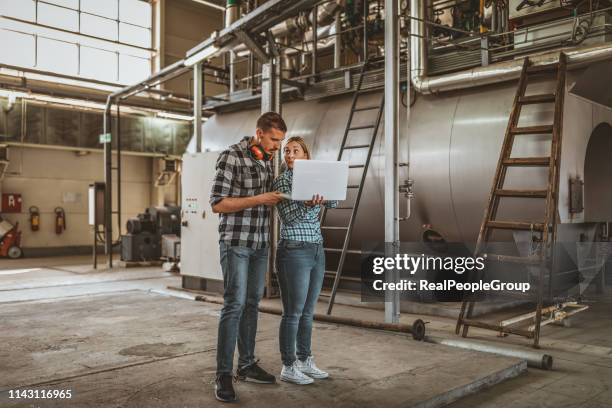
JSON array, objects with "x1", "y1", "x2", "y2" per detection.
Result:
[{"x1": 193, "y1": 69, "x2": 611, "y2": 286}]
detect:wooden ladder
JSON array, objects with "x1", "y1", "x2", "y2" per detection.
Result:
[{"x1": 455, "y1": 53, "x2": 567, "y2": 348}]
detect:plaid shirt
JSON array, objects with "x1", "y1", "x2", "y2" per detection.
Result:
[
  {"x1": 273, "y1": 169, "x2": 337, "y2": 244},
  {"x1": 209, "y1": 136, "x2": 273, "y2": 249}
]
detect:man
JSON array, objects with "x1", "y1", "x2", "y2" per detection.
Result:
[{"x1": 209, "y1": 112, "x2": 286, "y2": 402}]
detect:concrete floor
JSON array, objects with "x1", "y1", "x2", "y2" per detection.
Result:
[{"x1": 1, "y1": 256, "x2": 611, "y2": 407}]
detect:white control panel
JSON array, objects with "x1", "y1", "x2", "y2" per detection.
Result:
[{"x1": 180, "y1": 152, "x2": 223, "y2": 281}]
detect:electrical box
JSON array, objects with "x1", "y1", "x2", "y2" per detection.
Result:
[{"x1": 180, "y1": 152, "x2": 222, "y2": 282}]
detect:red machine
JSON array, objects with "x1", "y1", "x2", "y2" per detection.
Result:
[{"x1": 0, "y1": 217, "x2": 23, "y2": 259}]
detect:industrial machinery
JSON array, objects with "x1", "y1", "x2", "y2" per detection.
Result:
[
  {"x1": 106, "y1": 0, "x2": 611, "y2": 335},
  {"x1": 121, "y1": 206, "x2": 181, "y2": 263},
  {"x1": 0, "y1": 217, "x2": 23, "y2": 259}
]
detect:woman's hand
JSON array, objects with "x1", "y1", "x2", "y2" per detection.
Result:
[{"x1": 305, "y1": 194, "x2": 325, "y2": 207}]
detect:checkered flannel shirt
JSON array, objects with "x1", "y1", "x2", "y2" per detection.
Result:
[
  {"x1": 209, "y1": 136, "x2": 273, "y2": 249},
  {"x1": 273, "y1": 169, "x2": 338, "y2": 244}
]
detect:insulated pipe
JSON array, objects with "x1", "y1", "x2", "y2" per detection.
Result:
[
  {"x1": 194, "y1": 295, "x2": 427, "y2": 340},
  {"x1": 226, "y1": 1, "x2": 239, "y2": 93},
  {"x1": 234, "y1": 23, "x2": 338, "y2": 58},
  {"x1": 409, "y1": 0, "x2": 612, "y2": 94},
  {"x1": 334, "y1": 10, "x2": 342, "y2": 68},
  {"x1": 225, "y1": 0, "x2": 240, "y2": 28},
  {"x1": 231, "y1": 1, "x2": 342, "y2": 56},
  {"x1": 425, "y1": 336, "x2": 554, "y2": 370}
]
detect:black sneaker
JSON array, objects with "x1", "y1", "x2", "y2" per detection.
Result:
[
  {"x1": 215, "y1": 374, "x2": 237, "y2": 402},
  {"x1": 237, "y1": 360, "x2": 276, "y2": 384}
]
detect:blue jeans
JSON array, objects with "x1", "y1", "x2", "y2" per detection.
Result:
[
  {"x1": 216, "y1": 242, "x2": 268, "y2": 375},
  {"x1": 276, "y1": 240, "x2": 325, "y2": 366}
]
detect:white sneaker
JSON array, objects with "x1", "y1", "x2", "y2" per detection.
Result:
[
  {"x1": 296, "y1": 356, "x2": 329, "y2": 379},
  {"x1": 280, "y1": 362, "x2": 314, "y2": 385}
]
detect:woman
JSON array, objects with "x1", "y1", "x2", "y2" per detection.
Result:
[{"x1": 273, "y1": 136, "x2": 337, "y2": 385}]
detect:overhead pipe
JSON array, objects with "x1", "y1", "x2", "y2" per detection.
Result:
[
  {"x1": 229, "y1": 0, "x2": 344, "y2": 58},
  {"x1": 409, "y1": 0, "x2": 612, "y2": 94},
  {"x1": 234, "y1": 22, "x2": 339, "y2": 61}
]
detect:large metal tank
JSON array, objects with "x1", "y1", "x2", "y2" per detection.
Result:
[{"x1": 191, "y1": 68, "x2": 612, "y2": 287}]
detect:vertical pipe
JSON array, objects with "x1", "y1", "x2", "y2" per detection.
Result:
[
  {"x1": 312, "y1": 5, "x2": 318, "y2": 78},
  {"x1": 116, "y1": 102, "x2": 122, "y2": 241},
  {"x1": 409, "y1": 0, "x2": 427, "y2": 90},
  {"x1": 153, "y1": 0, "x2": 165, "y2": 74},
  {"x1": 334, "y1": 10, "x2": 342, "y2": 68},
  {"x1": 363, "y1": 0, "x2": 369, "y2": 61},
  {"x1": 194, "y1": 63, "x2": 203, "y2": 153},
  {"x1": 479, "y1": 0, "x2": 486, "y2": 33},
  {"x1": 248, "y1": 51, "x2": 254, "y2": 90},
  {"x1": 103, "y1": 98, "x2": 113, "y2": 268},
  {"x1": 229, "y1": 51, "x2": 236, "y2": 94},
  {"x1": 226, "y1": 1, "x2": 240, "y2": 93},
  {"x1": 492, "y1": 4, "x2": 497, "y2": 33},
  {"x1": 225, "y1": 0, "x2": 240, "y2": 27},
  {"x1": 93, "y1": 186, "x2": 97, "y2": 269},
  {"x1": 261, "y1": 59, "x2": 282, "y2": 297},
  {"x1": 384, "y1": 0, "x2": 400, "y2": 324}
]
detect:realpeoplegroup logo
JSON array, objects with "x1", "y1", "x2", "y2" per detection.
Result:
[{"x1": 370, "y1": 278, "x2": 531, "y2": 293}]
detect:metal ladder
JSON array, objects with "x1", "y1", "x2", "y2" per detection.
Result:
[
  {"x1": 323, "y1": 59, "x2": 384, "y2": 315},
  {"x1": 456, "y1": 53, "x2": 568, "y2": 348}
]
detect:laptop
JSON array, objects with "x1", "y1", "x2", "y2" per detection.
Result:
[{"x1": 288, "y1": 159, "x2": 349, "y2": 201}]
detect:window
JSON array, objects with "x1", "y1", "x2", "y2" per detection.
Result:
[
  {"x1": 38, "y1": 2, "x2": 79, "y2": 32},
  {"x1": 80, "y1": 46, "x2": 119, "y2": 83},
  {"x1": 119, "y1": 54, "x2": 151, "y2": 84},
  {"x1": 0, "y1": 0, "x2": 36, "y2": 21},
  {"x1": 81, "y1": 13, "x2": 118, "y2": 42},
  {"x1": 0, "y1": 29, "x2": 35, "y2": 67},
  {"x1": 0, "y1": 0, "x2": 153, "y2": 84},
  {"x1": 37, "y1": 37, "x2": 79, "y2": 75}
]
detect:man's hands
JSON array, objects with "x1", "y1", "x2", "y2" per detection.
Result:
[
  {"x1": 212, "y1": 192, "x2": 328, "y2": 214},
  {"x1": 212, "y1": 192, "x2": 285, "y2": 213},
  {"x1": 305, "y1": 194, "x2": 325, "y2": 207},
  {"x1": 257, "y1": 191, "x2": 285, "y2": 206}
]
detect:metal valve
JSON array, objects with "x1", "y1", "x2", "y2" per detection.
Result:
[
  {"x1": 399, "y1": 179, "x2": 414, "y2": 197},
  {"x1": 398, "y1": 179, "x2": 414, "y2": 222}
]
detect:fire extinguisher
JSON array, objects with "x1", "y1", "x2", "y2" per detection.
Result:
[
  {"x1": 54, "y1": 207, "x2": 66, "y2": 234},
  {"x1": 29, "y1": 206, "x2": 40, "y2": 231}
]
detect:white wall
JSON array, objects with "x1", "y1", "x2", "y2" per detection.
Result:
[{"x1": 0, "y1": 145, "x2": 178, "y2": 250}]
